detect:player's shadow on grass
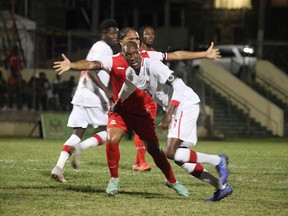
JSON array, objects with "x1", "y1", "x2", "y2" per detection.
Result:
[
  {"x1": 65, "y1": 186, "x2": 183, "y2": 199},
  {"x1": 85, "y1": 161, "x2": 141, "y2": 171}
]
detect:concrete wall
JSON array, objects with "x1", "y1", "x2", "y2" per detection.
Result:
[
  {"x1": 256, "y1": 60, "x2": 288, "y2": 105},
  {"x1": 0, "y1": 111, "x2": 41, "y2": 137},
  {"x1": 200, "y1": 59, "x2": 284, "y2": 137},
  {"x1": 0, "y1": 67, "x2": 80, "y2": 83}
]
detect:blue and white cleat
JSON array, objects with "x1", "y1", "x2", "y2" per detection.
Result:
[
  {"x1": 204, "y1": 183, "x2": 233, "y2": 202},
  {"x1": 216, "y1": 154, "x2": 229, "y2": 185}
]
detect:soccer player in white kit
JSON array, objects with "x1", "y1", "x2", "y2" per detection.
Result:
[
  {"x1": 51, "y1": 19, "x2": 119, "y2": 183},
  {"x1": 112, "y1": 41, "x2": 233, "y2": 202}
]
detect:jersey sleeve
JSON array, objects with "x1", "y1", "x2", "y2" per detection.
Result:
[
  {"x1": 149, "y1": 60, "x2": 172, "y2": 84},
  {"x1": 86, "y1": 41, "x2": 113, "y2": 60},
  {"x1": 93, "y1": 56, "x2": 113, "y2": 73},
  {"x1": 170, "y1": 78, "x2": 187, "y2": 106},
  {"x1": 149, "y1": 59, "x2": 186, "y2": 106},
  {"x1": 147, "y1": 51, "x2": 167, "y2": 61},
  {"x1": 86, "y1": 43, "x2": 100, "y2": 60},
  {"x1": 118, "y1": 67, "x2": 137, "y2": 101}
]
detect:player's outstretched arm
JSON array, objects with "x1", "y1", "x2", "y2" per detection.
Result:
[
  {"x1": 53, "y1": 54, "x2": 71, "y2": 75},
  {"x1": 205, "y1": 42, "x2": 221, "y2": 60},
  {"x1": 53, "y1": 53, "x2": 103, "y2": 75},
  {"x1": 166, "y1": 42, "x2": 221, "y2": 61}
]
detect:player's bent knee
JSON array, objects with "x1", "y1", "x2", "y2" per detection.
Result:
[{"x1": 165, "y1": 149, "x2": 175, "y2": 160}]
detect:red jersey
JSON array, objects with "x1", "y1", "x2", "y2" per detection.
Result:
[{"x1": 98, "y1": 51, "x2": 165, "y2": 116}]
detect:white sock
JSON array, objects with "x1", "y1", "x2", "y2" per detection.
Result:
[
  {"x1": 56, "y1": 151, "x2": 70, "y2": 169},
  {"x1": 78, "y1": 131, "x2": 107, "y2": 152},
  {"x1": 174, "y1": 148, "x2": 190, "y2": 163},
  {"x1": 181, "y1": 163, "x2": 223, "y2": 189},
  {"x1": 55, "y1": 134, "x2": 81, "y2": 169},
  {"x1": 64, "y1": 134, "x2": 81, "y2": 146},
  {"x1": 196, "y1": 152, "x2": 221, "y2": 166}
]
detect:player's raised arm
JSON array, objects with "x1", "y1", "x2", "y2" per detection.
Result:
[
  {"x1": 166, "y1": 42, "x2": 221, "y2": 61},
  {"x1": 53, "y1": 53, "x2": 103, "y2": 75}
]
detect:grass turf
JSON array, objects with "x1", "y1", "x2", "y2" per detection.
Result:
[{"x1": 0, "y1": 137, "x2": 287, "y2": 216}]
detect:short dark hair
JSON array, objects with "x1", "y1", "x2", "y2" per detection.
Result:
[
  {"x1": 138, "y1": 26, "x2": 154, "y2": 39},
  {"x1": 99, "y1": 19, "x2": 118, "y2": 33}
]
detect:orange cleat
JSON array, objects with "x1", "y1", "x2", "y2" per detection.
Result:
[
  {"x1": 132, "y1": 164, "x2": 139, "y2": 171},
  {"x1": 135, "y1": 162, "x2": 151, "y2": 172}
]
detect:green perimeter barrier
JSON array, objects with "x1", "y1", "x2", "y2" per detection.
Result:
[
  {"x1": 41, "y1": 113, "x2": 167, "y2": 140},
  {"x1": 41, "y1": 113, "x2": 95, "y2": 139}
]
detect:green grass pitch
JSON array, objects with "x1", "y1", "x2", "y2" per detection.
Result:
[{"x1": 0, "y1": 137, "x2": 287, "y2": 216}]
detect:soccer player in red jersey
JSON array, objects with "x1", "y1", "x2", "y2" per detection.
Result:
[{"x1": 131, "y1": 26, "x2": 157, "y2": 172}]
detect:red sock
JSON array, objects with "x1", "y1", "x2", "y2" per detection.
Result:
[
  {"x1": 152, "y1": 149, "x2": 176, "y2": 184},
  {"x1": 189, "y1": 150, "x2": 197, "y2": 163},
  {"x1": 190, "y1": 163, "x2": 204, "y2": 178},
  {"x1": 62, "y1": 145, "x2": 73, "y2": 156},
  {"x1": 134, "y1": 135, "x2": 147, "y2": 165},
  {"x1": 93, "y1": 133, "x2": 103, "y2": 146},
  {"x1": 106, "y1": 142, "x2": 120, "y2": 178}
]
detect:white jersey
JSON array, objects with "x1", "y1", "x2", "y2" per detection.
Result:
[
  {"x1": 119, "y1": 58, "x2": 200, "y2": 111},
  {"x1": 71, "y1": 40, "x2": 111, "y2": 107},
  {"x1": 119, "y1": 58, "x2": 201, "y2": 144}
]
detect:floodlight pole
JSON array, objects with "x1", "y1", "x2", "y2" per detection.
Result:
[{"x1": 257, "y1": 0, "x2": 267, "y2": 59}]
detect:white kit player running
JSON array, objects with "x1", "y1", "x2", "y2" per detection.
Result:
[
  {"x1": 111, "y1": 41, "x2": 233, "y2": 202},
  {"x1": 51, "y1": 19, "x2": 119, "y2": 183}
]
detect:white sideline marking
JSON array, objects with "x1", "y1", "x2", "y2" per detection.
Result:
[{"x1": 0, "y1": 159, "x2": 52, "y2": 163}]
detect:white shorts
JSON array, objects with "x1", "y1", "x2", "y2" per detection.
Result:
[
  {"x1": 67, "y1": 105, "x2": 108, "y2": 129},
  {"x1": 167, "y1": 104, "x2": 199, "y2": 147}
]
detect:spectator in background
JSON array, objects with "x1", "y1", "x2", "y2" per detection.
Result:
[
  {"x1": 7, "y1": 73, "x2": 21, "y2": 110},
  {"x1": 63, "y1": 76, "x2": 76, "y2": 111},
  {"x1": 5, "y1": 46, "x2": 22, "y2": 83},
  {"x1": 38, "y1": 72, "x2": 51, "y2": 111},
  {"x1": 51, "y1": 74, "x2": 63, "y2": 110},
  {"x1": 0, "y1": 70, "x2": 8, "y2": 110},
  {"x1": 27, "y1": 72, "x2": 50, "y2": 111}
]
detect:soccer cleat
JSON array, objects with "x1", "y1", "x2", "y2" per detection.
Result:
[
  {"x1": 204, "y1": 183, "x2": 233, "y2": 202},
  {"x1": 106, "y1": 177, "x2": 120, "y2": 195},
  {"x1": 132, "y1": 164, "x2": 139, "y2": 171},
  {"x1": 133, "y1": 162, "x2": 151, "y2": 172},
  {"x1": 165, "y1": 180, "x2": 190, "y2": 197},
  {"x1": 71, "y1": 145, "x2": 80, "y2": 170},
  {"x1": 216, "y1": 154, "x2": 229, "y2": 185},
  {"x1": 51, "y1": 166, "x2": 67, "y2": 183}
]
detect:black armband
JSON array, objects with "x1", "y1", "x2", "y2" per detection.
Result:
[{"x1": 166, "y1": 73, "x2": 178, "y2": 86}]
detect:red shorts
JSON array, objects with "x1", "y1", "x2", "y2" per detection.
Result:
[
  {"x1": 107, "y1": 110, "x2": 158, "y2": 144},
  {"x1": 145, "y1": 100, "x2": 157, "y2": 120},
  {"x1": 143, "y1": 93, "x2": 157, "y2": 119}
]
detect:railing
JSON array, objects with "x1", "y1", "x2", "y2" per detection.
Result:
[
  {"x1": 256, "y1": 72, "x2": 288, "y2": 104},
  {"x1": 198, "y1": 68, "x2": 252, "y2": 135},
  {"x1": 255, "y1": 74, "x2": 288, "y2": 121},
  {"x1": 199, "y1": 64, "x2": 282, "y2": 136},
  {"x1": 263, "y1": 41, "x2": 288, "y2": 74}
]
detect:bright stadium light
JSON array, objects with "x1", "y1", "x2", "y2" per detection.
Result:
[
  {"x1": 215, "y1": 0, "x2": 252, "y2": 9},
  {"x1": 243, "y1": 47, "x2": 254, "y2": 54}
]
